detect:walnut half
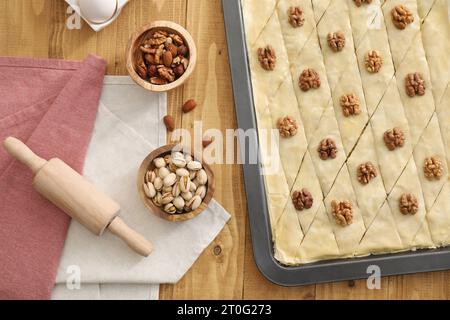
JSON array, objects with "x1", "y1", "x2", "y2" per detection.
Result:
[
  {"x1": 332, "y1": 200, "x2": 353, "y2": 226},
  {"x1": 318, "y1": 138, "x2": 337, "y2": 160},
  {"x1": 258, "y1": 46, "x2": 276, "y2": 71},
  {"x1": 365, "y1": 50, "x2": 383, "y2": 73},
  {"x1": 288, "y1": 6, "x2": 305, "y2": 28},
  {"x1": 392, "y1": 5, "x2": 414, "y2": 30},
  {"x1": 340, "y1": 93, "x2": 361, "y2": 117},
  {"x1": 405, "y1": 73, "x2": 426, "y2": 97},
  {"x1": 357, "y1": 162, "x2": 378, "y2": 185},
  {"x1": 384, "y1": 127, "x2": 405, "y2": 151},
  {"x1": 327, "y1": 32, "x2": 345, "y2": 52},
  {"x1": 277, "y1": 116, "x2": 298, "y2": 138},
  {"x1": 399, "y1": 193, "x2": 418, "y2": 215},
  {"x1": 424, "y1": 156, "x2": 444, "y2": 181},
  {"x1": 299, "y1": 68, "x2": 321, "y2": 92},
  {"x1": 292, "y1": 189, "x2": 313, "y2": 211}
]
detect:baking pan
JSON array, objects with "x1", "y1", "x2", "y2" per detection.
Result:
[{"x1": 222, "y1": 0, "x2": 450, "y2": 286}]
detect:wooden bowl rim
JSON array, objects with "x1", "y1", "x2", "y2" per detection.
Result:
[
  {"x1": 137, "y1": 144, "x2": 215, "y2": 222},
  {"x1": 126, "y1": 21, "x2": 197, "y2": 92}
]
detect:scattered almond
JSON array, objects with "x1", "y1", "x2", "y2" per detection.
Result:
[
  {"x1": 202, "y1": 137, "x2": 214, "y2": 148},
  {"x1": 163, "y1": 51, "x2": 173, "y2": 67},
  {"x1": 182, "y1": 99, "x2": 197, "y2": 113},
  {"x1": 163, "y1": 115, "x2": 175, "y2": 132}
]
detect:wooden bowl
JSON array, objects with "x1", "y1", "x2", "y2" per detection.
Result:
[
  {"x1": 137, "y1": 144, "x2": 215, "y2": 222},
  {"x1": 126, "y1": 21, "x2": 197, "y2": 92}
]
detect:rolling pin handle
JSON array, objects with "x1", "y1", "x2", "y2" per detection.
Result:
[
  {"x1": 3, "y1": 137, "x2": 47, "y2": 173},
  {"x1": 108, "y1": 217, "x2": 153, "y2": 257}
]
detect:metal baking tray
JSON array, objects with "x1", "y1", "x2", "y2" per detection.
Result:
[{"x1": 222, "y1": 0, "x2": 450, "y2": 286}]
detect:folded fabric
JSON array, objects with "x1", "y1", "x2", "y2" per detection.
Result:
[
  {"x1": 0, "y1": 55, "x2": 106, "y2": 299},
  {"x1": 52, "y1": 77, "x2": 230, "y2": 298}
]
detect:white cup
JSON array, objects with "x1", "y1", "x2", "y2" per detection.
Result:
[{"x1": 78, "y1": 0, "x2": 118, "y2": 24}]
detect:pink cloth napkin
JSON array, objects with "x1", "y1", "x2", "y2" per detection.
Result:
[{"x1": 0, "y1": 54, "x2": 106, "y2": 299}]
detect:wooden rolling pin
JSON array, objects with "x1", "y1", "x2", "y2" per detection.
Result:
[{"x1": 3, "y1": 137, "x2": 152, "y2": 257}]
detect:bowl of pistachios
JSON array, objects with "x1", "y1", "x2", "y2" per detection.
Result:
[{"x1": 137, "y1": 144, "x2": 215, "y2": 222}]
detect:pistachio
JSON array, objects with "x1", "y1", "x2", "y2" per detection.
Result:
[
  {"x1": 196, "y1": 185, "x2": 207, "y2": 199},
  {"x1": 195, "y1": 169, "x2": 208, "y2": 185},
  {"x1": 180, "y1": 176, "x2": 191, "y2": 193},
  {"x1": 176, "y1": 168, "x2": 190, "y2": 177},
  {"x1": 143, "y1": 182, "x2": 156, "y2": 199},
  {"x1": 153, "y1": 192, "x2": 162, "y2": 206},
  {"x1": 187, "y1": 160, "x2": 202, "y2": 171},
  {"x1": 173, "y1": 196, "x2": 185, "y2": 210},
  {"x1": 172, "y1": 151, "x2": 184, "y2": 160},
  {"x1": 163, "y1": 185, "x2": 173, "y2": 194},
  {"x1": 161, "y1": 193, "x2": 175, "y2": 205},
  {"x1": 184, "y1": 154, "x2": 193, "y2": 163},
  {"x1": 189, "y1": 171, "x2": 197, "y2": 180},
  {"x1": 190, "y1": 182, "x2": 197, "y2": 193},
  {"x1": 145, "y1": 170, "x2": 156, "y2": 183},
  {"x1": 187, "y1": 195, "x2": 202, "y2": 211},
  {"x1": 172, "y1": 157, "x2": 187, "y2": 168},
  {"x1": 172, "y1": 181, "x2": 181, "y2": 197},
  {"x1": 163, "y1": 173, "x2": 177, "y2": 187},
  {"x1": 153, "y1": 177, "x2": 163, "y2": 191},
  {"x1": 158, "y1": 166, "x2": 170, "y2": 179},
  {"x1": 164, "y1": 203, "x2": 177, "y2": 214},
  {"x1": 182, "y1": 191, "x2": 193, "y2": 201},
  {"x1": 154, "y1": 157, "x2": 166, "y2": 168}
]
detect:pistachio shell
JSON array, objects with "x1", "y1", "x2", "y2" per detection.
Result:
[
  {"x1": 187, "y1": 195, "x2": 202, "y2": 211},
  {"x1": 187, "y1": 160, "x2": 202, "y2": 171},
  {"x1": 164, "y1": 203, "x2": 176, "y2": 214},
  {"x1": 143, "y1": 182, "x2": 156, "y2": 199},
  {"x1": 173, "y1": 196, "x2": 185, "y2": 210},
  {"x1": 163, "y1": 173, "x2": 177, "y2": 187},
  {"x1": 180, "y1": 176, "x2": 191, "y2": 192},
  {"x1": 172, "y1": 181, "x2": 181, "y2": 197},
  {"x1": 153, "y1": 177, "x2": 163, "y2": 191},
  {"x1": 195, "y1": 169, "x2": 208, "y2": 185},
  {"x1": 181, "y1": 191, "x2": 193, "y2": 201},
  {"x1": 161, "y1": 192, "x2": 174, "y2": 205},
  {"x1": 145, "y1": 170, "x2": 156, "y2": 183},
  {"x1": 172, "y1": 157, "x2": 187, "y2": 168},
  {"x1": 153, "y1": 157, "x2": 166, "y2": 168},
  {"x1": 189, "y1": 171, "x2": 197, "y2": 180},
  {"x1": 190, "y1": 182, "x2": 197, "y2": 193},
  {"x1": 163, "y1": 185, "x2": 173, "y2": 194},
  {"x1": 184, "y1": 154, "x2": 193, "y2": 162},
  {"x1": 196, "y1": 185, "x2": 207, "y2": 199},
  {"x1": 158, "y1": 166, "x2": 170, "y2": 179},
  {"x1": 176, "y1": 168, "x2": 189, "y2": 177},
  {"x1": 172, "y1": 151, "x2": 184, "y2": 160},
  {"x1": 153, "y1": 192, "x2": 163, "y2": 207}
]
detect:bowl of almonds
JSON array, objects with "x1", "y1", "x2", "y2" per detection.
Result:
[
  {"x1": 137, "y1": 144, "x2": 214, "y2": 222},
  {"x1": 126, "y1": 21, "x2": 197, "y2": 92}
]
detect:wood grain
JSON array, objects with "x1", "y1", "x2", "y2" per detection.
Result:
[{"x1": 0, "y1": 0, "x2": 448, "y2": 300}]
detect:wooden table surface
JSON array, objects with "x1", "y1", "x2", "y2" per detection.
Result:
[{"x1": 1, "y1": 0, "x2": 448, "y2": 300}]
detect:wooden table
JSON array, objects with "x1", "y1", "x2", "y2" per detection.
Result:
[{"x1": 1, "y1": 0, "x2": 448, "y2": 300}]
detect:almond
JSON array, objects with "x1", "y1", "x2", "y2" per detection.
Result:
[
  {"x1": 168, "y1": 44, "x2": 178, "y2": 58},
  {"x1": 163, "y1": 115, "x2": 175, "y2": 132},
  {"x1": 202, "y1": 137, "x2": 214, "y2": 148},
  {"x1": 163, "y1": 51, "x2": 173, "y2": 67},
  {"x1": 182, "y1": 99, "x2": 197, "y2": 113}
]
